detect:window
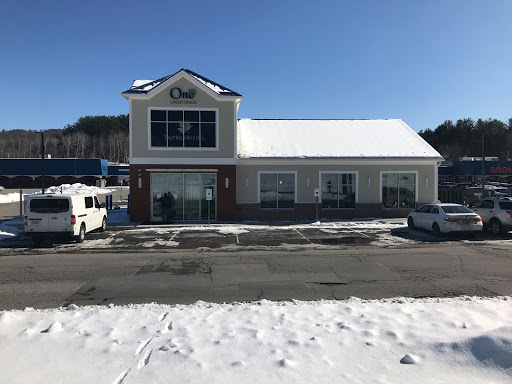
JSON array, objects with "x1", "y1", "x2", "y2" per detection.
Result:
[
  {"x1": 382, "y1": 173, "x2": 416, "y2": 208},
  {"x1": 94, "y1": 196, "x2": 101, "y2": 209},
  {"x1": 30, "y1": 199, "x2": 69, "y2": 213},
  {"x1": 441, "y1": 205, "x2": 473, "y2": 214},
  {"x1": 260, "y1": 173, "x2": 295, "y2": 209},
  {"x1": 150, "y1": 109, "x2": 216, "y2": 148},
  {"x1": 85, "y1": 197, "x2": 93, "y2": 209},
  {"x1": 321, "y1": 173, "x2": 356, "y2": 208}
]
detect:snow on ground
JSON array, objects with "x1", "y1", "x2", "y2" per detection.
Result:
[
  {"x1": 0, "y1": 183, "x2": 118, "y2": 205},
  {"x1": 0, "y1": 192, "x2": 27, "y2": 204},
  {"x1": 0, "y1": 297, "x2": 510, "y2": 383},
  {"x1": 0, "y1": 219, "x2": 22, "y2": 241}
]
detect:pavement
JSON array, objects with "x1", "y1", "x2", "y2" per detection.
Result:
[{"x1": 0, "y1": 220, "x2": 511, "y2": 310}]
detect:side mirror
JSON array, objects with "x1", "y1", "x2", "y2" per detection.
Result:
[{"x1": 100, "y1": 202, "x2": 106, "y2": 208}]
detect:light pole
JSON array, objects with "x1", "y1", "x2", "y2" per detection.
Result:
[
  {"x1": 70, "y1": 145, "x2": 79, "y2": 184},
  {"x1": 38, "y1": 131, "x2": 45, "y2": 194},
  {"x1": 481, "y1": 133, "x2": 485, "y2": 198}
]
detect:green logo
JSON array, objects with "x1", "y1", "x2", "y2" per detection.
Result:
[{"x1": 188, "y1": 89, "x2": 196, "y2": 98}]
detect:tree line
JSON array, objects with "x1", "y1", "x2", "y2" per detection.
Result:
[
  {"x1": 0, "y1": 115, "x2": 129, "y2": 163},
  {"x1": 419, "y1": 118, "x2": 512, "y2": 161}
]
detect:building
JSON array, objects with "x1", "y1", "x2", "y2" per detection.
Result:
[
  {"x1": 122, "y1": 69, "x2": 442, "y2": 222},
  {"x1": 439, "y1": 159, "x2": 512, "y2": 185},
  {"x1": 0, "y1": 158, "x2": 108, "y2": 188}
]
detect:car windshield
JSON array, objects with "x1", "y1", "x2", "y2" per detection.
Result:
[
  {"x1": 499, "y1": 201, "x2": 512, "y2": 210},
  {"x1": 440, "y1": 205, "x2": 473, "y2": 214},
  {"x1": 29, "y1": 198, "x2": 70, "y2": 213}
]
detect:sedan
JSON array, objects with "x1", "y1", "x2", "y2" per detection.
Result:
[
  {"x1": 0, "y1": 185, "x2": 4, "y2": 191},
  {"x1": 407, "y1": 203, "x2": 483, "y2": 235}
]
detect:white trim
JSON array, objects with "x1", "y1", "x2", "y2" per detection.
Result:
[
  {"x1": 147, "y1": 107, "x2": 219, "y2": 151},
  {"x1": 257, "y1": 171, "x2": 298, "y2": 206},
  {"x1": 129, "y1": 157, "x2": 236, "y2": 165},
  {"x1": 434, "y1": 161, "x2": 440, "y2": 202},
  {"x1": 233, "y1": 102, "x2": 237, "y2": 159},
  {"x1": 146, "y1": 168, "x2": 218, "y2": 172},
  {"x1": 129, "y1": 99, "x2": 133, "y2": 158},
  {"x1": 379, "y1": 171, "x2": 419, "y2": 205},
  {"x1": 236, "y1": 158, "x2": 441, "y2": 166},
  {"x1": 318, "y1": 171, "x2": 359, "y2": 207},
  {"x1": 122, "y1": 70, "x2": 243, "y2": 103}
]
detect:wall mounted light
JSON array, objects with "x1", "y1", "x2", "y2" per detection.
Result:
[
  {"x1": 425, "y1": 176, "x2": 429, "y2": 187},
  {"x1": 306, "y1": 177, "x2": 310, "y2": 187},
  {"x1": 245, "y1": 177, "x2": 249, "y2": 187},
  {"x1": 225, "y1": 178, "x2": 229, "y2": 189},
  {"x1": 368, "y1": 177, "x2": 371, "y2": 187},
  {"x1": 138, "y1": 177, "x2": 142, "y2": 189}
]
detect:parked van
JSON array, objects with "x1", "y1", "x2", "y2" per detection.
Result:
[{"x1": 24, "y1": 194, "x2": 107, "y2": 243}]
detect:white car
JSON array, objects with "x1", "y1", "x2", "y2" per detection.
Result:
[
  {"x1": 467, "y1": 197, "x2": 512, "y2": 234},
  {"x1": 0, "y1": 186, "x2": 4, "y2": 191},
  {"x1": 25, "y1": 193, "x2": 107, "y2": 243},
  {"x1": 407, "y1": 203, "x2": 483, "y2": 235}
]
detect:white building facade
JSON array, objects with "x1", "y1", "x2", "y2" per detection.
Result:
[{"x1": 122, "y1": 69, "x2": 442, "y2": 222}]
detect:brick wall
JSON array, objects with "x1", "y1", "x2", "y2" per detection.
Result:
[{"x1": 236, "y1": 202, "x2": 419, "y2": 221}]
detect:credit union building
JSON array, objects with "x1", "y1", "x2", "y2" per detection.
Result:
[{"x1": 122, "y1": 69, "x2": 442, "y2": 222}]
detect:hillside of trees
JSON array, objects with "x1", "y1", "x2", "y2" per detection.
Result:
[
  {"x1": 2, "y1": 115, "x2": 511, "y2": 163},
  {"x1": 419, "y1": 118, "x2": 512, "y2": 161},
  {"x1": 0, "y1": 115, "x2": 128, "y2": 163}
]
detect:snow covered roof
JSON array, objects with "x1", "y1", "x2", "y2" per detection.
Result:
[
  {"x1": 123, "y1": 69, "x2": 242, "y2": 97},
  {"x1": 237, "y1": 119, "x2": 442, "y2": 159}
]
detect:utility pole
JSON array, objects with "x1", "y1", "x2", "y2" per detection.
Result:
[
  {"x1": 481, "y1": 133, "x2": 485, "y2": 198},
  {"x1": 71, "y1": 145, "x2": 79, "y2": 184},
  {"x1": 39, "y1": 131, "x2": 45, "y2": 194}
]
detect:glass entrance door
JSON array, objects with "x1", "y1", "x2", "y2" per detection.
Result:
[{"x1": 150, "y1": 173, "x2": 216, "y2": 221}]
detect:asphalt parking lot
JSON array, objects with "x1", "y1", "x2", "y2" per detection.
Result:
[{"x1": 1, "y1": 220, "x2": 512, "y2": 253}]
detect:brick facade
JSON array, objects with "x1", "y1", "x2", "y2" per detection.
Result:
[
  {"x1": 236, "y1": 202, "x2": 421, "y2": 221},
  {"x1": 129, "y1": 164, "x2": 236, "y2": 222}
]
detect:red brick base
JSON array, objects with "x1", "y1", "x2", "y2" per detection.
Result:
[{"x1": 236, "y1": 203, "x2": 421, "y2": 221}]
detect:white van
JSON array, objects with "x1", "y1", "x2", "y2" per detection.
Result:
[{"x1": 24, "y1": 194, "x2": 107, "y2": 243}]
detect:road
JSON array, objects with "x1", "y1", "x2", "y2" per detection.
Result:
[{"x1": 0, "y1": 238, "x2": 510, "y2": 310}]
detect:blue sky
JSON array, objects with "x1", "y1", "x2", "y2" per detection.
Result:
[{"x1": 1, "y1": 0, "x2": 511, "y2": 132}]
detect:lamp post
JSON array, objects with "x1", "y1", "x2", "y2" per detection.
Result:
[
  {"x1": 70, "y1": 145, "x2": 79, "y2": 184},
  {"x1": 481, "y1": 133, "x2": 485, "y2": 198},
  {"x1": 38, "y1": 131, "x2": 45, "y2": 194}
]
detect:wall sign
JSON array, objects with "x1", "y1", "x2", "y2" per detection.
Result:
[
  {"x1": 170, "y1": 87, "x2": 198, "y2": 104},
  {"x1": 489, "y1": 166, "x2": 512, "y2": 174}
]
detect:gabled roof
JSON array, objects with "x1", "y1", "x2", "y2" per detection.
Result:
[
  {"x1": 236, "y1": 119, "x2": 443, "y2": 159},
  {"x1": 122, "y1": 69, "x2": 242, "y2": 97}
]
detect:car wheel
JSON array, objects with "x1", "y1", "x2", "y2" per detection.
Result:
[
  {"x1": 490, "y1": 219, "x2": 503, "y2": 235},
  {"x1": 432, "y1": 222, "x2": 442, "y2": 236},
  {"x1": 407, "y1": 217, "x2": 415, "y2": 229},
  {"x1": 100, "y1": 216, "x2": 107, "y2": 232},
  {"x1": 76, "y1": 224, "x2": 86, "y2": 243}
]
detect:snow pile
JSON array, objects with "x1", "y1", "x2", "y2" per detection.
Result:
[
  {"x1": 0, "y1": 219, "x2": 22, "y2": 241},
  {"x1": 0, "y1": 297, "x2": 511, "y2": 383},
  {"x1": 0, "y1": 192, "x2": 27, "y2": 204},
  {"x1": 42, "y1": 183, "x2": 116, "y2": 195}
]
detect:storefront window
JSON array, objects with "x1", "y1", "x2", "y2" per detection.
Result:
[
  {"x1": 260, "y1": 173, "x2": 295, "y2": 209},
  {"x1": 382, "y1": 172, "x2": 416, "y2": 208},
  {"x1": 150, "y1": 109, "x2": 216, "y2": 148},
  {"x1": 321, "y1": 173, "x2": 356, "y2": 208}
]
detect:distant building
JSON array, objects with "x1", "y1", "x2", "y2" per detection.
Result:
[
  {"x1": 0, "y1": 158, "x2": 109, "y2": 188},
  {"x1": 439, "y1": 159, "x2": 512, "y2": 184}
]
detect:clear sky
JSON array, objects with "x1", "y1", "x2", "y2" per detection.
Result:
[{"x1": 1, "y1": 0, "x2": 511, "y2": 133}]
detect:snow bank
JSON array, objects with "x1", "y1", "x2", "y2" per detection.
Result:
[
  {"x1": 0, "y1": 192, "x2": 26, "y2": 204},
  {"x1": 42, "y1": 183, "x2": 116, "y2": 195},
  {"x1": 0, "y1": 219, "x2": 22, "y2": 241},
  {"x1": 0, "y1": 297, "x2": 510, "y2": 383}
]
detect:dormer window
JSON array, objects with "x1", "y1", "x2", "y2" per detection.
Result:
[{"x1": 150, "y1": 108, "x2": 217, "y2": 149}]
